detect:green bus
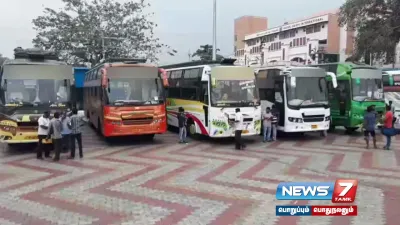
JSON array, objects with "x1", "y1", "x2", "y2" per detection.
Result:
[{"x1": 311, "y1": 63, "x2": 385, "y2": 133}]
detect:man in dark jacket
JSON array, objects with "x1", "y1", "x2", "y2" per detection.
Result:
[
  {"x1": 47, "y1": 112, "x2": 63, "y2": 161},
  {"x1": 178, "y1": 107, "x2": 188, "y2": 143}
]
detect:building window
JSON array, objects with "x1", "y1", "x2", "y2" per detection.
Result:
[
  {"x1": 289, "y1": 30, "x2": 296, "y2": 37},
  {"x1": 269, "y1": 42, "x2": 282, "y2": 51},
  {"x1": 314, "y1": 25, "x2": 321, "y2": 32},
  {"x1": 306, "y1": 26, "x2": 314, "y2": 34},
  {"x1": 234, "y1": 35, "x2": 237, "y2": 41}
]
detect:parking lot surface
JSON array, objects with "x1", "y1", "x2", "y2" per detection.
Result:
[{"x1": 0, "y1": 126, "x2": 399, "y2": 225}]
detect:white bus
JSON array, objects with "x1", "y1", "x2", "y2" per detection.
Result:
[
  {"x1": 255, "y1": 62, "x2": 337, "y2": 134},
  {"x1": 162, "y1": 59, "x2": 262, "y2": 138}
]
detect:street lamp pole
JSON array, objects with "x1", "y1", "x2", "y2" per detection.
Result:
[
  {"x1": 212, "y1": 0, "x2": 217, "y2": 60},
  {"x1": 101, "y1": 37, "x2": 105, "y2": 60}
]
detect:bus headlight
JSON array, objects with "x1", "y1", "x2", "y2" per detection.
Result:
[
  {"x1": 153, "y1": 118, "x2": 163, "y2": 123},
  {"x1": 325, "y1": 116, "x2": 330, "y2": 121},
  {"x1": 288, "y1": 117, "x2": 303, "y2": 123}
]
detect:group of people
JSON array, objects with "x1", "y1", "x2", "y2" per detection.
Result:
[
  {"x1": 234, "y1": 105, "x2": 279, "y2": 150},
  {"x1": 36, "y1": 108, "x2": 85, "y2": 161},
  {"x1": 363, "y1": 100, "x2": 398, "y2": 150},
  {"x1": 176, "y1": 105, "x2": 279, "y2": 150}
]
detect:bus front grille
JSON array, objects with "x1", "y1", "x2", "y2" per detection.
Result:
[
  {"x1": 122, "y1": 118, "x2": 153, "y2": 125},
  {"x1": 17, "y1": 122, "x2": 38, "y2": 127},
  {"x1": 302, "y1": 115, "x2": 325, "y2": 123}
]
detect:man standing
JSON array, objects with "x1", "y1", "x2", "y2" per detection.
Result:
[
  {"x1": 271, "y1": 105, "x2": 279, "y2": 141},
  {"x1": 363, "y1": 106, "x2": 377, "y2": 149},
  {"x1": 234, "y1": 108, "x2": 245, "y2": 150},
  {"x1": 37, "y1": 111, "x2": 50, "y2": 159},
  {"x1": 69, "y1": 108, "x2": 84, "y2": 158},
  {"x1": 388, "y1": 100, "x2": 397, "y2": 125},
  {"x1": 177, "y1": 107, "x2": 188, "y2": 144},
  {"x1": 262, "y1": 107, "x2": 272, "y2": 142},
  {"x1": 61, "y1": 111, "x2": 71, "y2": 153},
  {"x1": 47, "y1": 112, "x2": 63, "y2": 161}
]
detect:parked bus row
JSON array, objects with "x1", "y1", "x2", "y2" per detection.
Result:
[{"x1": 0, "y1": 49, "x2": 386, "y2": 145}]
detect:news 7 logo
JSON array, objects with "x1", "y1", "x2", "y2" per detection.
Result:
[{"x1": 275, "y1": 179, "x2": 358, "y2": 203}]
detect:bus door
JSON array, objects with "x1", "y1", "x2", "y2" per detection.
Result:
[
  {"x1": 274, "y1": 75, "x2": 285, "y2": 127},
  {"x1": 201, "y1": 79, "x2": 209, "y2": 128},
  {"x1": 332, "y1": 80, "x2": 351, "y2": 122}
]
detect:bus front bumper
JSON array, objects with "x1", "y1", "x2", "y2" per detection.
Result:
[
  {"x1": 0, "y1": 134, "x2": 52, "y2": 144},
  {"x1": 284, "y1": 121, "x2": 330, "y2": 133}
]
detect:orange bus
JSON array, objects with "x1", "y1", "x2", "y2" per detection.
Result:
[{"x1": 83, "y1": 58, "x2": 168, "y2": 140}]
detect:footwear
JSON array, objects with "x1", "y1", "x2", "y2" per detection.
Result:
[
  {"x1": 53, "y1": 158, "x2": 60, "y2": 162},
  {"x1": 68, "y1": 156, "x2": 74, "y2": 159},
  {"x1": 37, "y1": 157, "x2": 44, "y2": 160},
  {"x1": 79, "y1": 155, "x2": 83, "y2": 158}
]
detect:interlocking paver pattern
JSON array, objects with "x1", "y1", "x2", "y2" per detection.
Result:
[{"x1": 0, "y1": 125, "x2": 399, "y2": 225}]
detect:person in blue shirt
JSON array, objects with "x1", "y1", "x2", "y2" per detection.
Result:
[{"x1": 363, "y1": 105, "x2": 377, "y2": 149}]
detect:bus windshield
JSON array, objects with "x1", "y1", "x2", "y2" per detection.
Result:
[
  {"x1": 3, "y1": 79, "x2": 70, "y2": 105},
  {"x1": 286, "y1": 77, "x2": 328, "y2": 107},
  {"x1": 352, "y1": 78, "x2": 383, "y2": 101},
  {"x1": 107, "y1": 78, "x2": 164, "y2": 105},
  {"x1": 211, "y1": 79, "x2": 260, "y2": 107}
]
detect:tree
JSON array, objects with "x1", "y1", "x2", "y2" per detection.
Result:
[
  {"x1": 192, "y1": 44, "x2": 223, "y2": 61},
  {"x1": 338, "y1": 0, "x2": 400, "y2": 64},
  {"x1": 32, "y1": 0, "x2": 173, "y2": 65}
]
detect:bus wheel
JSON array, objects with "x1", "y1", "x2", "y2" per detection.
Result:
[
  {"x1": 97, "y1": 118, "x2": 103, "y2": 135},
  {"x1": 187, "y1": 119, "x2": 196, "y2": 137},
  {"x1": 143, "y1": 134, "x2": 155, "y2": 141},
  {"x1": 345, "y1": 127, "x2": 358, "y2": 134}
]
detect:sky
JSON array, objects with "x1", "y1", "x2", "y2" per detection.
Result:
[{"x1": 0, "y1": 0, "x2": 344, "y2": 64}]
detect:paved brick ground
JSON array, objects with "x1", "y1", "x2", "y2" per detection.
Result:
[{"x1": 0, "y1": 126, "x2": 400, "y2": 225}]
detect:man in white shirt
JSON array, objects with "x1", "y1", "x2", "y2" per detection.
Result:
[
  {"x1": 37, "y1": 111, "x2": 50, "y2": 159},
  {"x1": 234, "y1": 108, "x2": 245, "y2": 150}
]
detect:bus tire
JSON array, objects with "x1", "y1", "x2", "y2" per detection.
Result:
[
  {"x1": 186, "y1": 119, "x2": 197, "y2": 137},
  {"x1": 143, "y1": 134, "x2": 155, "y2": 141},
  {"x1": 328, "y1": 122, "x2": 335, "y2": 132},
  {"x1": 345, "y1": 127, "x2": 358, "y2": 134},
  {"x1": 97, "y1": 118, "x2": 103, "y2": 135}
]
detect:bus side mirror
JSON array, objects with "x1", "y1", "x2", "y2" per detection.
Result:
[
  {"x1": 101, "y1": 73, "x2": 108, "y2": 88},
  {"x1": 211, "y1": 78, "x2": 216, "y2": 87},
  {"x1": 107, "y1": 79, "x2": 110, "y2": 92},
  {"x1": 3, "y1": 79, "x2": 7, "y2": 91},
  {"x1": 159, "y1": 69, "x2": 169, "y2": 87},
  {"x1": 290, "y1": 77, "x2": 296, "y2": 87},
  {"x1": 326, "y1": 72, "x2": 337, "y2": 88}
]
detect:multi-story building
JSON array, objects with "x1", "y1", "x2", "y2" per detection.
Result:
[
  {"x1": 234, "y1": 10, "x2": 355, "y2": 66},
  {"x1": 234, "y1": 16, "x2": 268, "y2": 65}
]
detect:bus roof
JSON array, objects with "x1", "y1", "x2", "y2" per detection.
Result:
[
  {"x1": 312, "y1": 62, "x2": 378, "y2": 70},
  {"x1": 3, "y1": 47, "x2": 67, "y2": 66},
  {"x1": 161, "y1": 58, "x2": 237, "y2": 69}
]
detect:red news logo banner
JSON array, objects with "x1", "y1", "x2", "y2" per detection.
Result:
[
  {"x1": 332, "y1": 179, "x2": 358, "y2": 203},
  {"x1": 312, "y1": 205, "x2": 357, "y2": 216},
  {"x1": 275, "y1": 205, "x2": 358, "y2": 216}
]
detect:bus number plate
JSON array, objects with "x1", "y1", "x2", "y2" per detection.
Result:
[
  {"x1": 311, "y1": 125, "x2": 318, "y2": 129},
  {"x1": 25, "y1": 136, "x2": 38, "y2": 139},
  {"x1": 242, "y1": 130, "x2": 249, "y2": 134}
]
